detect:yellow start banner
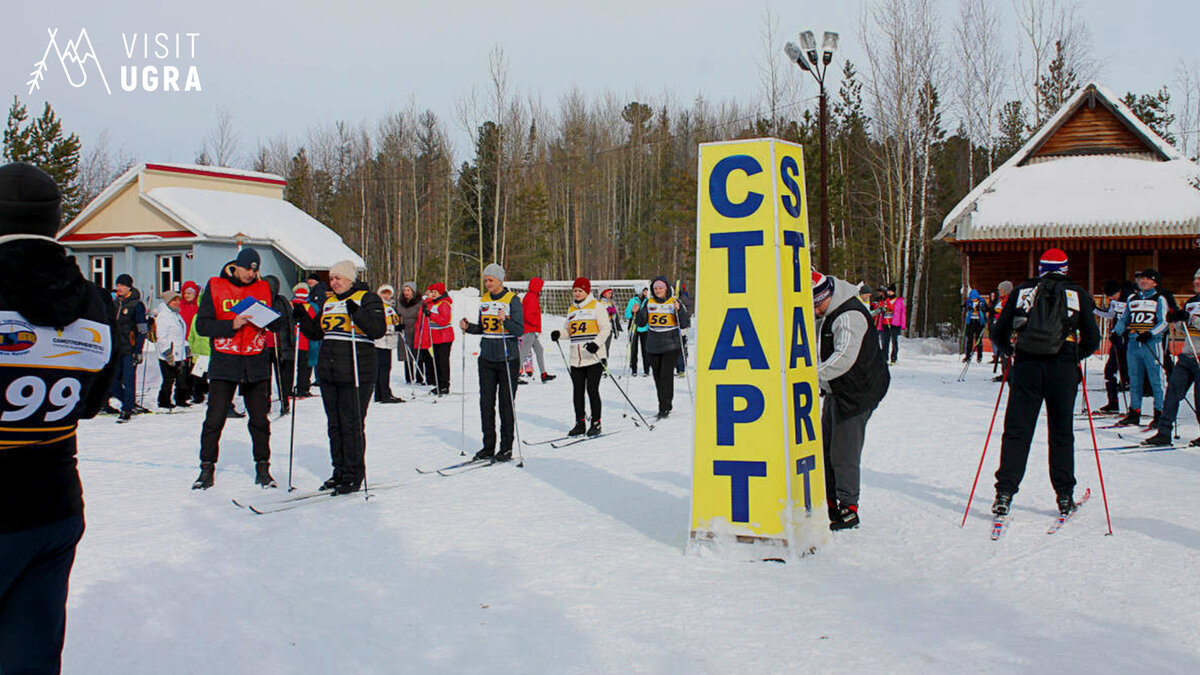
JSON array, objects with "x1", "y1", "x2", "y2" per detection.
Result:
[{"x1": 689, "y1": 138, "x2": 827, "y2": 559}]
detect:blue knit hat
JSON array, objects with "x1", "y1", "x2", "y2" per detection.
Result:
[{"x1": 234, "y1": 247, "x2": 261, "y2": 271}]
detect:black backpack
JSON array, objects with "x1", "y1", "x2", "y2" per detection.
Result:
[{"x1": 1018, "y1": 277, "x2": 1069, "y2": 356}]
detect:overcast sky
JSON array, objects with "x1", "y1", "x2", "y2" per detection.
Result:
[{"x1": 3, "y1": 0, "x2": 1198, "y2": 169}]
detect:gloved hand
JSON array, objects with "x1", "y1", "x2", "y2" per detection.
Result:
[
  {"x1": 344, "y1": 299, "x2": 359, "y2": 315},
  {"x1": 993, "y1": 343, "x2": 1012, "y2": 359},
  {"x1": 1136, "y1": 331, "x2": 1153, "y2": 344},
  {"x1": 292, "y1": 304, "x2": 308, "y2": 322},
  {"x1": 165, "y1": 353, "x2": 175, "y2": 367},
  {"x1": 422, "y1": 306, "x2": 431, "y2": 316},
  {"x1": 585, "y1": 342, "x2": 599, "y2": 354},
  {"x1": 1109, "y1": 332, "x2": 1121, "y2": 342},
  {"x1": 550, "y1": 330, "x2": 561, "y2": 342},
  {"x1": 1168, "y1": 308, "x2": 1189, "y2": 323},
  {"x1": 132, "y1": 353, "x2": 143, "y2": 366}
]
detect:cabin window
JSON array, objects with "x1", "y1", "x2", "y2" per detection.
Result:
[
  {"x1": 158, "y1": 254, "x2": 183, "y2": 293},
  {"x1": 90, "y1": 256, "x2": 113, "y2": 289}
]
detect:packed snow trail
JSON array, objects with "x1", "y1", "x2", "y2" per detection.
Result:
[{"x1": 65, "y1": 311, "x2": 1200, "y2": 673}]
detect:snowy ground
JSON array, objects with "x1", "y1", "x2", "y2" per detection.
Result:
[{"x1": 64, "y1": 295, "x2": 1200, "y2": 673}]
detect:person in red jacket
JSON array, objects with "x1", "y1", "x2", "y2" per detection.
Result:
[
  {"x1": 519, "y1": 277, "x2": 555, "y2": 384},
  {"x1": 418, "y1": 282, "x2": 455, "y2": 395},
  {"x1": 291, "y1": 283, "x2": 316, "y2": 396}
]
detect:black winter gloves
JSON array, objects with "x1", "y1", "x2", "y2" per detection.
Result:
[
  {"x1": 585, "y1": 342, "x2": 599, "y2": 354},
  {"x1": 344, "y1": 298, "x2": 359, "y2": 315},
  {"x1": 1168, "y1": 308, "x2": 1189, "y2": 323},
  {"x1": 550, "y1": 330, "x2": 561, "y2": 342},
  {"x1": 292, "y1": 304, "x2": 308, "y2": 322},
  {"x1": 1136, "y1": 331, "x2": 1153, "y2": 344}
]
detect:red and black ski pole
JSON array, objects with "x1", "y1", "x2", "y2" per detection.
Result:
[
  {"x1": 961, "y1": 359, "x2": 1010, "y2": 527},
  {"x1": 1079, "y1": 364, "x2": 1114, "y2": 535}
]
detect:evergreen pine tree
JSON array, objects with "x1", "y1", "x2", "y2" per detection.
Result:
[
  {"x1": 995, "y1": 100, "x2": 1029, "y2": 165},
  {"x1": 1122, "y1": 87, "x2": 1176, "y2": 145},
  {"x1": 3, "y1": 96, "x2": 82, "y2": 221},
  {"x1": 1036, "y1": 41, "x2": 1080, "y2": 125}
]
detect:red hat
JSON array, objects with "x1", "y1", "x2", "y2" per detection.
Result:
[
  {"x1": 427, "y1": 282, "x2": 447, "y2": 295},
  {"x1": 292, "y1": 284, "x2": 309, "y2": 301},
  {"x1": 812, "y1": 271, "x2": 834, "y2": 305},
  {"x1": 600, "y1": 288, "x2": 613, "y2": 297},
  {"x1": 1038, "y1": 248, "x2": 1069, "y2": 275},
  {"x1": 573, "y1": 277, "x2": 591, "y2": 294}
]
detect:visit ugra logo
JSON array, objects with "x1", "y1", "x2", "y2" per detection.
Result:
[
  {"x1": 28, "y1": 28, "x2": 202, "y2": 95},
  {"x1": 0, "y1": 321, "x2": 38, "y2": 354}
]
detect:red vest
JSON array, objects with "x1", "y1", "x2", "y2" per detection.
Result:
[{"x1": 209, "y1": 277, "x2": 271, "y2": 356}]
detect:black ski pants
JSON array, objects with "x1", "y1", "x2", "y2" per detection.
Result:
[
  {"x1": 822, "y1": 403, "x2": 873, "y2": 507},
  {"x1": 157, "y1": 359, "x2": 190, "y2": 407},
  {"x1": 1104, "y1": 334, "x2": 1129, "y2": 407},
  {"x1": 0, "y1": 513, "x2": 84, "y2": 675},
  {"x1": 646, "y1": 349, "x2": 680, "y2": 414},
  {"x1": 570, "y1": 363, "x2": 603, "y2": 421},
  {"x1": 478, "y1": 358, "x2": 520, "y2": 452},
  {"x1": 374, "y1": 347, "x2": 395, "y2": 401},
  {"x1": 995, "y1": 356, "x2": 1079, "y2": 497},
  {"x1": 200, "y1": 379, "x2": 271, "y2": 465},
  {"x1": 433, "y1": 343, "x2": 452, "y2": 393},
  {"x1": 964, "y1": 323, "x2": 984, "y2": 361},
  {"x1": 629, "y1": 331, "x2": 650, "y2": 375},
  {"x1": 1158, "y1": 354, "x2": 1200, "y2": 433},
  {"x1": 295, "y1": 349, "x2": 312, "y2": 396},
  {"x1": 321, "y1": 381, "x2": 373, "y2": 485}
]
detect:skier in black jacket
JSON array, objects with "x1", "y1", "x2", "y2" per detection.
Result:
[
  {"x1": 0, "y1": 163, "x2": 118, "y2": 674},
  {"x1": 989, "y1": 249, "x2": 1100, "y2": 519},
  {"x1": 296, "y1": 260, "x2": 386, "y2": 494}
]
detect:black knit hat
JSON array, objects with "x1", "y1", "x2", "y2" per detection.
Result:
[{"x1": 0, "y1": 162, "x2": 61, "y2": 238}]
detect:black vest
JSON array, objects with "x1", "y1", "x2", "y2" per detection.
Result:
[{"x1": 820, "y1": 297, "x2": 890, "y2": 419}]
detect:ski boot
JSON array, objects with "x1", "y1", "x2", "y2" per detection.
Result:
[
  {"x1": 1142, "y1": 430, "x2": 1172, "y2": 447},
  {"x1": 319, "y1": 475, "x2": 340, "y2": 491},
  {"x1": 116, "y1": 411, "x2": 133, "y2": 424},
  {"x1": 192, "y1": 462, "x2": 215, "y2": 490},
  {"x1": 568, "y1": 419, "x2": 587, "y2": 437},
  {"x1": 541, "y1": 373, "x2": 556, "y2": 382},
  {"x1": 254, "y1": 461, "x2": 277, "y2": 488},
  {"x1": 473, "y1": 448, "x2": 495, "y2": 461},
  {"x1": 586, "y1": 419, "x2": 602, "y2": 437},
  {"x1": 332, "y1": 480, "x2": 361, "y2": 496},
  {"x1": 227, "y1": 405, "x2": 246, "y2": 419},
  {"x1": 1114, "y1": 409, "x2": 1141, "y2": 427},
  {"x1": 829, "y1": 504, "x2": 860, "y2": 531},
  {"x1": 1056, "y1": 492, "x2": 1075, "y2": 516},
  {"x1": 991, "y1": 491, "x2": 1013, "y2": 517},
  {"x1": 1097, "y1": 402, "x2": 1121, "y2": 414},
  {"x1": 1148, "y1": 410, "x2": 1161, "y2": 429},
  {"x1": 494, "y1": 449, "x2": 513, "y2": 462}
]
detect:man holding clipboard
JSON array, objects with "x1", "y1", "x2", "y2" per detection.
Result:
[{"x1": 191, "y1": 248, "x2": 284, "y2": 490}]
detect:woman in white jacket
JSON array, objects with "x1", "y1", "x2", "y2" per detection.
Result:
[
  {"x1": 373, "y1": 284, "x2": 403, "y2": 404},
  {"x1": 552, "y1": 277, "x2": 611, "y2": 437},
  {"x1": 155, "y1": 291, "x2": 190, "y2": 409}
]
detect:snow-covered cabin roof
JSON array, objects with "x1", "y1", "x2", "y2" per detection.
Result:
[
  {"x1": 143, "y1": 187, "x2": 365, "y2": 270},
  {"x1": 58, "y1": 162, "x2": 363, "y2": 270},
  {"x1": 937, "y1": 82, "x2": 1200, "y2": 242}
]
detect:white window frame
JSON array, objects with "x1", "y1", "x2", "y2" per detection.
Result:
[
  {"x1": 158, "y1": 254, "x2": 183, "y2": 293},
  {"x1": 90, "y1": 255, "x2": 113, "y2": 289}
]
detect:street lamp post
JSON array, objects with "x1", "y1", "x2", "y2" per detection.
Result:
[{"x1": 784, "y1": 31, "x2": 839, "y2": 274}]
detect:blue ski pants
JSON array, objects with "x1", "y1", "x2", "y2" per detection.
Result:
[{"x1": 1127, "y1": 338, "x2": 1165, "y2": 413}]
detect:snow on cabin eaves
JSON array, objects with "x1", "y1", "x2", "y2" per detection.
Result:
[
  {"x1": 143, "y1": 187, "x2": 365, "y2": 270},
  {"x1": 937, "y1": 82, "x2": 1200, "y2": 242}
]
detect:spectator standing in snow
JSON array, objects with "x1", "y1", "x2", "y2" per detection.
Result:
[
  {"x1": 264, "y1": 275, "x2": 296, "y2": 416},
  {"x1": 291, "y1": 284, "x2": 316, "y2": 396},
  {"x1": 989, "y1": 249, "x2": 1099, "y2": 520},
  {"x1": 635, "y1": 276, "x2": 690, "y2": 419},
  {"x1": 373, "y1": 284, "x2": 403, "y2": 404},
  {"x1": 155, "y1": 290, "x2": 191, "y2": 409},
  {"x1": 395, "y1": 282, "x2": 422, "y2": 384},
  {"x1": 295, "y1": 261, "x2": 387, "y2": 494},
  {"x1": 812, "y1": 271, "x2": 890, "y2": 531},
  {"x1": 420, "y1": 282, "x2": 455, "y2": 395},
  {"x1": 109, "y1": 273, "x2": 148, "y2": 422},
  {"x1": 461, "y1": 264, "x2": 524, "y2": 461},
  {"x1": 625, "y1": 284, "x2": 650, "y2": 376},
  {"x1": 180, "y1": 281, "x2": 205, "y2": 404},
  {"x1": 552, "y1": 277, "x2": 611, "y2": 438},
  {"x1": 192, "y1": 248, "x2": 284, "y2": 490},
  {"x1": 599, "y1": 287, "x2": 620, "y2": 357},
  {"x1": 878, "y1": 283, "x2": 905, "y2": 365},
  {"x1": 519, "y1": 277, "x2": 554, "y2": 384},
  {"x1": 0, "y1": 163, "x2": 118, "y2": 674}
]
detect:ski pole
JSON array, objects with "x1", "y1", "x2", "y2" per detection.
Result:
[
  {"x1": 425, "y1": 314, "x2": 441, "y2": 397},
  {"x1": 1079, "y1": 362, "x2": 1114, "y2": 536},
  {"x1": 460, "y1": 328, "x2": 467, "y2": 456},
  {"x1": 1147, "y1": 341, "x2": 1193, "y2": 418},
  {"x1": 287, "y1": 318, "x2": 301, "y2": 491},
  {"x1": 960, "y1": 358, "x2": 1010, "y2": 527},
  {"x1": 500, "y1": 332, "x2": 525, "y2": 468},
  {"x1": 598, "y1": 358, "x2": 655, "y2": 430},
  {"x1": 677, "y1": 324, "x2": 693, "y2": 404},
  {"x1": 348, "y1": 313, "x2": 370, "y2": 500}
]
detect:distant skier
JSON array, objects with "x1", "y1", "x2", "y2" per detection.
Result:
[
  {"x1": 635, "y1": 276, "x2": 690, "y2": 419},
  {"x1": 1093, "y1": 280, "x2": 1131, "y2": 414},
  {"x1": 0, "y1": 163, "x2": 117, "y2": 674},
  {"x1": 962, "y1": 289, "x2": 987, "y2": 363},
  {"x1": 372, "y1": 284, "x2": 403, "y2": 404},
  {"x1": 990, "y1": 281, "x2": 1013, "y2": 382},
  {"x1": 461, "y1": 264, "x2": 524, "y2": 461},
  {"x1": 192, "y1": 248, "x2": 285, "y2": 490},
  {"x1": 812, "y1": 271, "x2": 891, "y2": 531},
  {"x1": 989, "y1": 249, "x2": 1099, "y2": 519},
  {"x1": 295, "y1": 260, "x2": 386, "y2": 493},
  {"x1": 599, "y1": 287, "x2": 620, "y2": 357},
  {"x1": 1113, "y1": 269, "x2": 1169, "y2": 428},
  {"x1": 1143, "y1": 269, "x2": 1200, "y2": 447},
  {"x1": 551, "y1": 277, "x2": 611, "y2": 437},
  {"x1": 625, "y1": 284, "x2": 650, "y2": 376}
]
